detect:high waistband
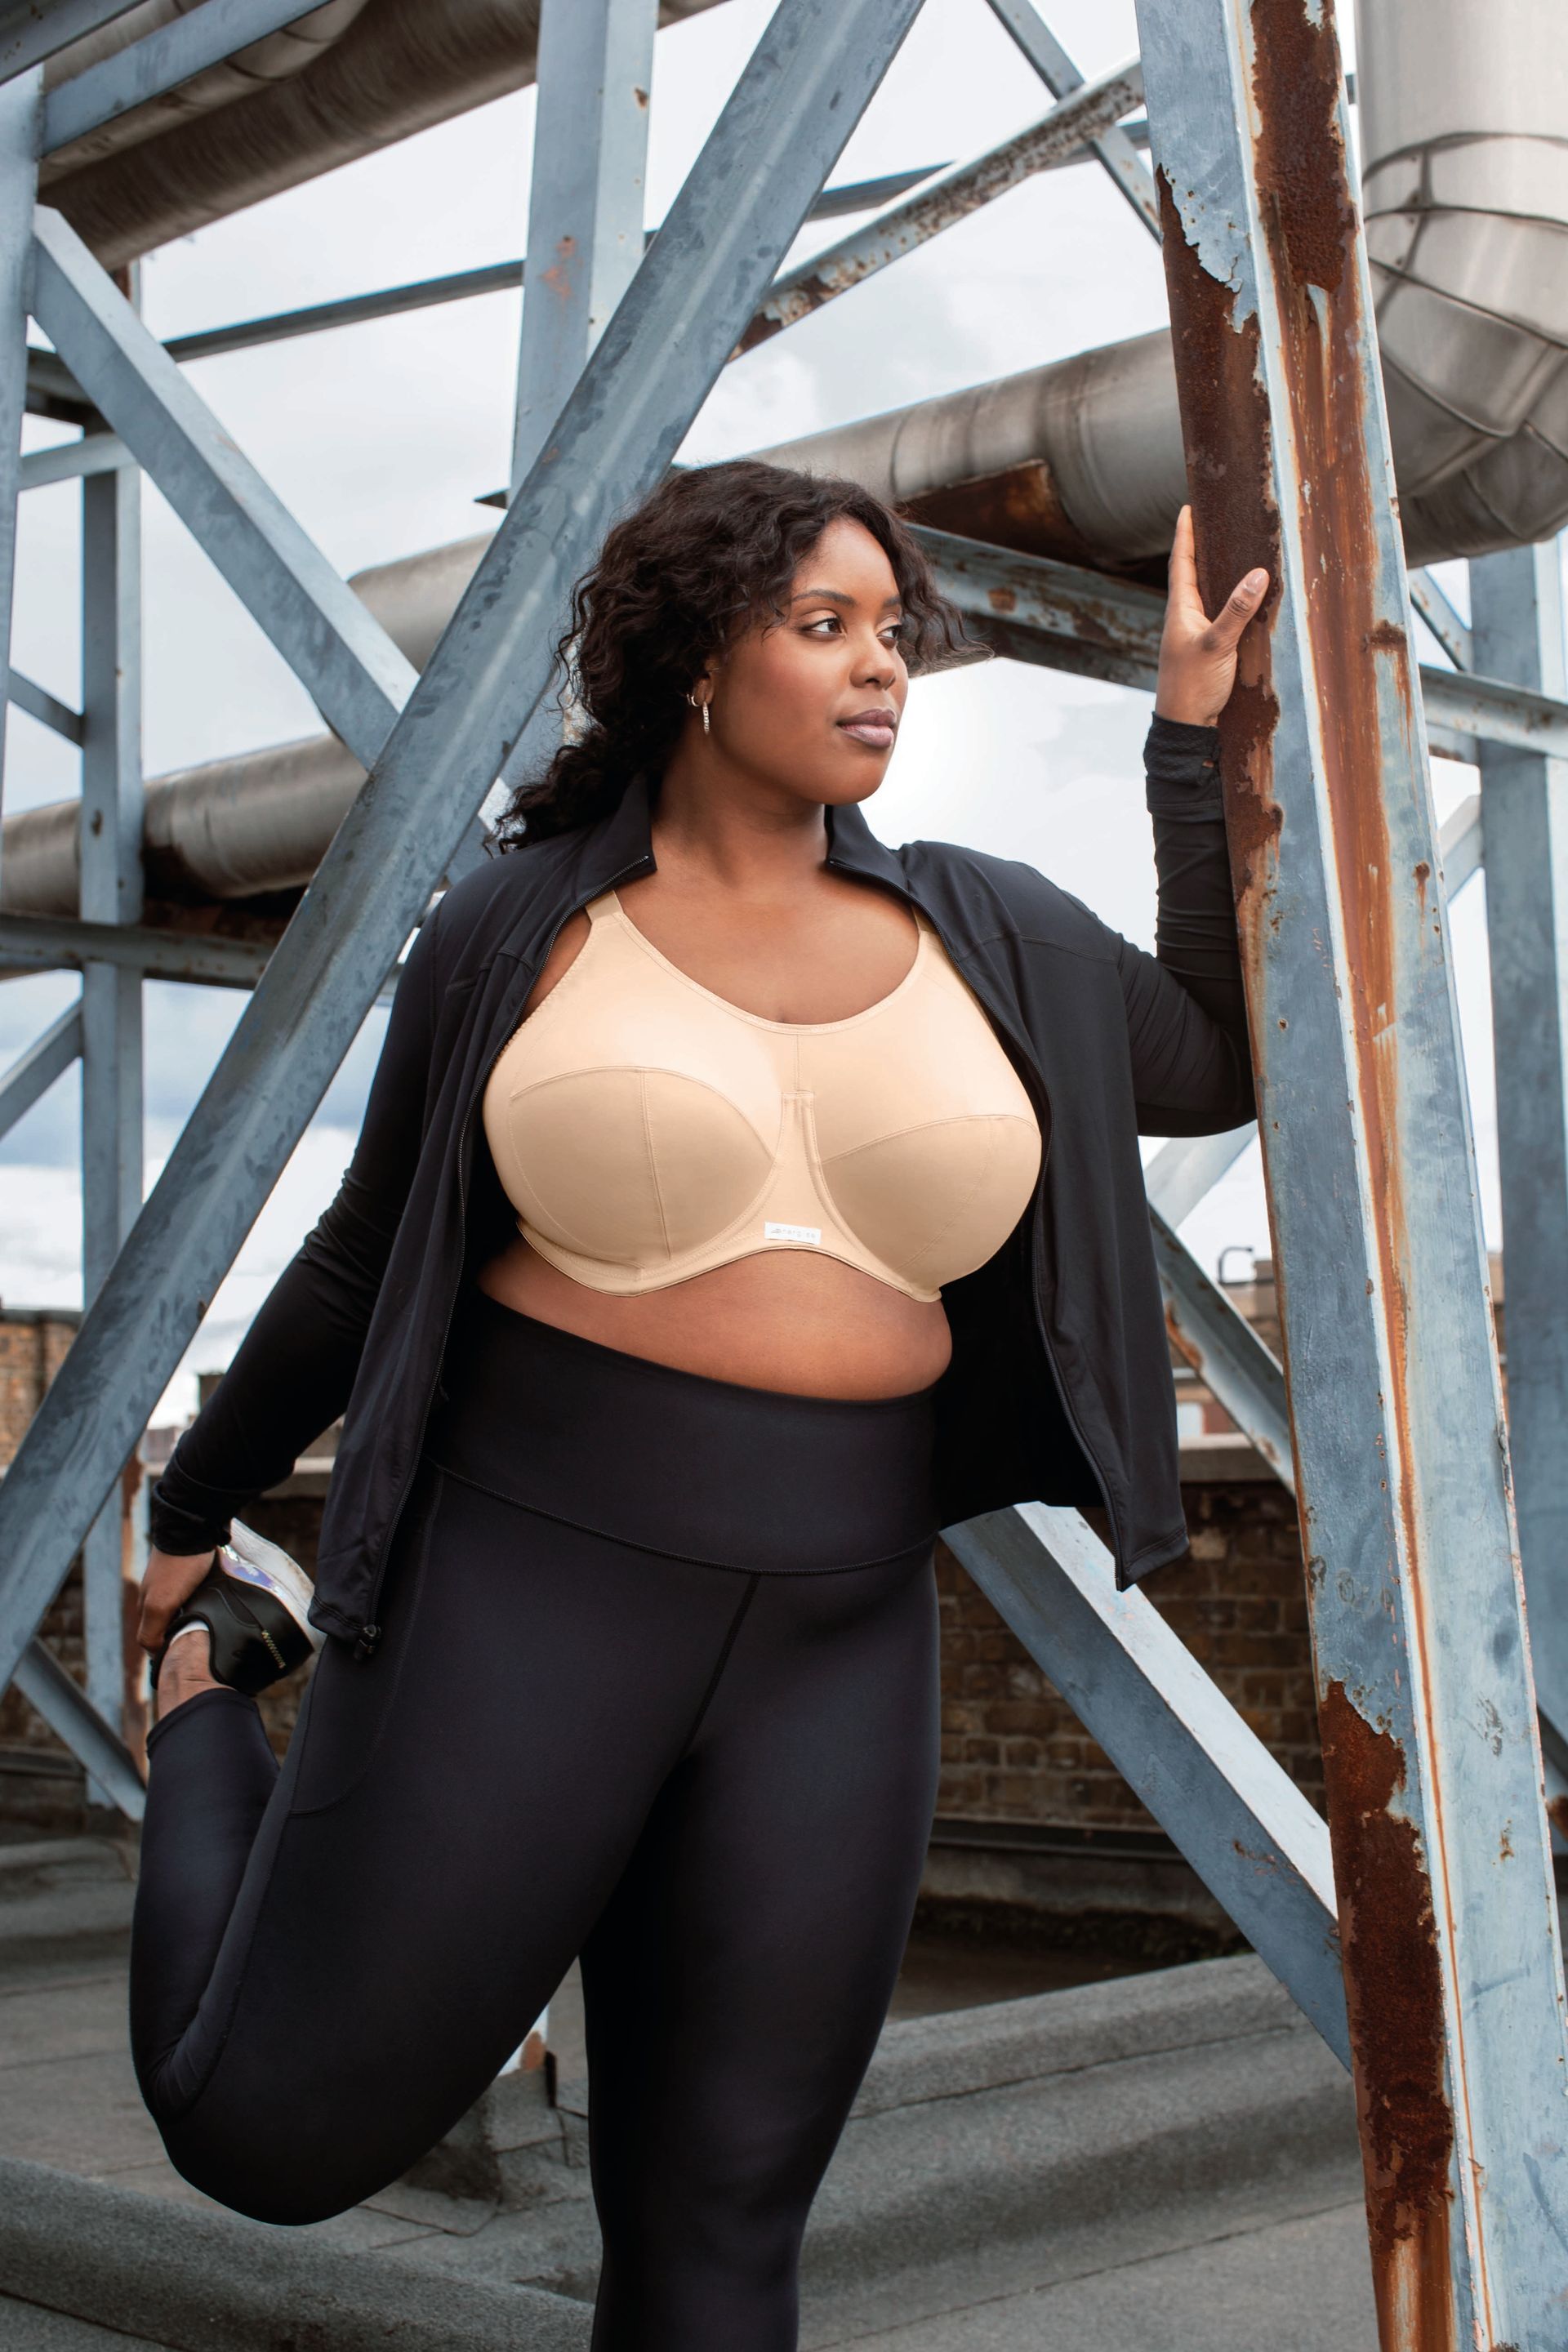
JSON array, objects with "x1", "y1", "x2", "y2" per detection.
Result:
[{"x1": 423, "y1": 1284, "x2": 940, "y2": 1574}]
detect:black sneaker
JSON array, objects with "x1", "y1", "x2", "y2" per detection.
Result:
[{"x1": 152, "y1": 1521, "x2": 323, "y2": 1699}]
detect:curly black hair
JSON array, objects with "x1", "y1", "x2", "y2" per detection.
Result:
[{"x1": 490, "y1": 457, "x2": 975, "y2": 849}]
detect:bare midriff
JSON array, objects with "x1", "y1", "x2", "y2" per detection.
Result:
[{"x1": 475, "y1": 1236, "x2": 952, "y2": 1400}]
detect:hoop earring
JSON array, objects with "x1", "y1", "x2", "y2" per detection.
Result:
[{"x1": 687, "y1": 688, "x2": 710, "y2": 737}]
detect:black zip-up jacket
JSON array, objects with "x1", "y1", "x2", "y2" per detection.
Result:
[{"x1": 150, "y1": 715, "x2": 1253, "y2": 1647}]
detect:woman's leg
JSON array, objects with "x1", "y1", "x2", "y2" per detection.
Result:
[
  {"x1": 580, "y1": 1544, "x2": 942, "y2": 2352},
  {"x1": 129, "y1": 1462, "x2": 765, "y2": 2225}
]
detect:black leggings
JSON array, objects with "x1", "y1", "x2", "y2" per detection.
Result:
[{"x1": 130, "y1": 1286, "x2": 942, "y2": 2350}]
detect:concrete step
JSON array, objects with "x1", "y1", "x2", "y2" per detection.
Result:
[{"x1": 365, "y1": 1952, "x2": 1365, "y2": 2345}]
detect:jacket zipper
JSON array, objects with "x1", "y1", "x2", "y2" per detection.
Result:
[{"x1": 352, "y1": 849, "x2": 657, "y2": 1659}]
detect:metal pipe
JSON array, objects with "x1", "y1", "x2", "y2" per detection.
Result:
[
  {"x1": 40, "y1": 1, "x2": 365, "y2": 163},
  {"x1": 40, "y1": 0, "x2": 731, "y2": 268}
]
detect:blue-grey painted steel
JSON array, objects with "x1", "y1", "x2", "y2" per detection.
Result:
[
  {"x1": 1437, "y1": 791, "x2": 1481, "y2": 900},
  {"x1": 737, "y1": 57, "x2": 1144, "y2": 354},
  {"x1": 510, "y1": 0, "x2": 658, "y2": 490},
  {"x1": 41, "y1": 0, "x2": 319, "y2": 154},
  {"x1": 945, "y1": 1504, "x2": 1348, "y2": 2063},
  {"x1": 18, "y1": 432, "x2": 129, "y2": 490},
  {"x1": 1138, "y1": 0, "x2": 1568, "y2": 2333},
  {"x1": 78, "y1": 455, "x2": 143, "y2": 1804},
  {"x1": 982, "y1": 0, "x2": 1160, "y2": 239},
  {"x1": 12, "y1": 1638, "x2": 143, "y2": 1818},
  {"x1": 0, "y1": 65, "x2": 37, "y2": 846},
  {"x1": 29, "y1": 207, "x2": 416, "y2": 770},
  {"x1": 920, "y1": 525, "x2": 1561, "y2": 759},
  {"x1": 0, "y1": 0, "x2": 929, "y2": 1704},
  {"x1": 1143, "y1": 1125, "x2": 1257, "y2": 1227},
  {"x1": 1149, "y1": 1207, "x2": 1293, "y2": 1488},
  {"x1": 0, "y1": 1001, "x2": 80, "y2": 1138},
  {"x1": 96, "y1": 167, "x2": 948, "y2": 372},
  {"x1": 1407, "y1": 567, "x2": 1472, "y2": 673},
  {"x1": 0, "y1": 911, "x2": 274, "y2": 984},
  {"x1": 0, "y1": 1, "x2": 140, "y2": 81},
  {"x1": 7, "y1": 667, "x2": 82, "y2": 744},
  {"x1": 1472, "y1": 542, "x2": 1568, "y2": 1759}
]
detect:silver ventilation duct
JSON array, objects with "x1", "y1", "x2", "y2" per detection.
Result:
[
  {"x1": 1355, "y1": 0, "x2": 1568, "y2": 555},
  {"x1": 42, "y1": 0, "x2": 729, "y2": 269}
]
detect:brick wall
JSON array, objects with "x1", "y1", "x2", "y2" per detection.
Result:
[{"x1": 935, "y1": 1479, "x2": 1320, "y2": 1836}]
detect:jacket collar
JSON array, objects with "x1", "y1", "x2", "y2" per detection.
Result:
[{"x1": 581, "y1": 766, "x2": 910, "y2": 898}]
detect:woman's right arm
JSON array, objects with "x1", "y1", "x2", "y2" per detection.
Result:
[{"x1": 144, "y1": 901, "x2": 446, "y2": 1607}]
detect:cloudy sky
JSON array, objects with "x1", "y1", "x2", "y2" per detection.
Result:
[{"x1": 5, "y1": 0, "x2": 1499, "y2": 1427}]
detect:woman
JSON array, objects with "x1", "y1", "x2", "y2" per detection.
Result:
[{"x1": 132, "y1": 459, "x2": 1264, "y2": 2346}]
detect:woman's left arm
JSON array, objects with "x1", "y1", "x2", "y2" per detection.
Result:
[{"x1": 1115, "y1": 506, "x2": 1268, "y2": 1136}]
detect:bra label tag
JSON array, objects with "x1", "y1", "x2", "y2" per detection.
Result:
[{"x1": 765, "y1": 1220, "x2": 822, "y2": 1245}]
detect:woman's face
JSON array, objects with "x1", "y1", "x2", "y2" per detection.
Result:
[{"x1": 701, "y1": 515, "x2": 911, "y2": 807}]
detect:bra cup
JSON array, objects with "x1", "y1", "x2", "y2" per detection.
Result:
[
  {"x1": 804, "y1": 966, "x2": 1036, "y2": 1161},
  {"x1": 820, "y1": 1111, "x2": 1042, "y2": 1289},
  {"x1": 490, "y1": 1066, "x2": 773, "y2": 1267}
]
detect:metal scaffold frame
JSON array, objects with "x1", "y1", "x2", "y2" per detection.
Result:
[{"x1": 0, "y1": 0, "x2": 1566, "y2": 2337}]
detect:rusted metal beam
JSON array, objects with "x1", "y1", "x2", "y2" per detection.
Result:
[
  {"x1": 1138, "y1": 1, "x2": 1568, "y2": 2341},
  {"x1": 734, "y1": 57, "x2": 1143, "y2": 357},
  {"x1": 982, "y1": 0, "x2": 1161, "y2": 239}
]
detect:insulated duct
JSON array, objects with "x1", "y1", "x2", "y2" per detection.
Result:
[
  {"x1": 42, "y1": 2, "x2": 374, "y2": 180},
  {"x1": 42, "y1": 0, "x2": 730, "y2": 269},
  {"x1": 2, "y1": 736, "x2": 365, "y2": 915}
]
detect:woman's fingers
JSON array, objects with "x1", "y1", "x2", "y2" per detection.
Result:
[
  {"x1": 137, "y1": 1548, "x2": 216, "y2": 1650},
  {"x1": 1205, "y1": 566, "x2": 1270, "y2": 649},
  {"x1": 1167, "y1": 503, "x2": 1200, "y2": 611}
]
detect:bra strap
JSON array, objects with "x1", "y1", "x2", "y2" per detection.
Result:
[{"x1": 583, "y1": 887, "x2": 621, "y2": 925}]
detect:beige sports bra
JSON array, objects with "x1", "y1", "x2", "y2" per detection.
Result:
[{"x1": 481, "y1": 885, "x2": 1042, "y2": 1303}]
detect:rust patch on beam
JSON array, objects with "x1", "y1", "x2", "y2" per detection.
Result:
[
  {"x1": 1320, "y1": 1680, "x2": 1458, "y2": 2347},
  {"x1": 901, "y1": 462, "x2": 1106, "y2": 572}
]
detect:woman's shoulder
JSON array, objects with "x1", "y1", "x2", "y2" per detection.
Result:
[{"x1": 902, "y1": 836, "x2": 1116, "y2": 962}]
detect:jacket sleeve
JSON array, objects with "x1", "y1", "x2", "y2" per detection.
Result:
[
  {"x1": 146, "y1": 907, "x2": 445, "y2": 1557},
  {"x1": 1113, "y1": 713, "x2": 1257, "y2": 1137}
]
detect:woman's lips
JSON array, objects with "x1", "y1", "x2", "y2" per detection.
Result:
[{"x1": 837, "y1": 715, "x2": 897, "y2": 749}]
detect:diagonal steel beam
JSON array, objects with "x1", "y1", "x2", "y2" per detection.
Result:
[
  {"x1": 1139, "y1": 0, "x2": 1568, "y2": 2335},
  {"x1": 42, "y1": 0, "x2": 320, "y2": 154},
  {"x1": 8, "y1": 666, "x2": 82, "y2": 743},
  {"x1": 982, "y1": 0, "x2": 1161, "y2": 239},
  {"x1": 946, "y1": 1504, "x2": 1348, "y2": 2061},
  {"x1": 0, "y1": 0, "x2": 929, "y2": 1698},
  {"x1": 1438, "y1": 790, "x2": 1481, "y2": 898},
  {"x1": 30, "y1": 207, "x2": 416, "y2": 769},
  {"x1": 1150, "y1": 1205, "x2": 1293, "y2": 1485},
  {"x1": 1143, "y1": 1125, "x2": 1256, "y2": 1226},
  {"x1": 12, "y1": 1638, "x2": 142, "y2": 1817},
  {"x1": 0, "y1": 1000, "x2": 80, "y2": 1136},
  {"x1": 735, "y1": 56, "x2": 1143, "y2": 356},
  {"x1": 1407, "y1": 567, "x2": 1472, "y2": 673}
]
